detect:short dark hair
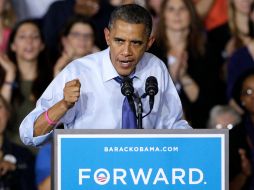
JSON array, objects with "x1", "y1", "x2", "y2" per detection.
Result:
[{"x1": 108, "y1": 4, "x2": 152, "y2": 37}]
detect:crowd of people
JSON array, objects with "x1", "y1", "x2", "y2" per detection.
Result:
[{"x1": 0, "y1": 0, "x2": 253, "y2": 189}]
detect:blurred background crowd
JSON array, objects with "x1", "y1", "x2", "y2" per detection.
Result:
[{"x1": 0, "y1": 0, "x2": 254, "y2": 189}]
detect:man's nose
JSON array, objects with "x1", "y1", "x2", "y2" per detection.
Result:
[{"x1": 122, "y1": 43, "x2": 132, "y2": 56}]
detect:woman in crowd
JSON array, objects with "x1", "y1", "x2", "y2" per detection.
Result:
[
  {"x1": 231, "y1": 69, "x2": 254, "y2": 189},
  {"x1": 54, "y1": 15, "x2": 99, "y2": 77},
  {"x1": 227, "y1": 1, "x2": 254, "y2": 113},
  {"x1": 150, "y1": 0, "x2": 212, "y2": 128},
  {"x1": 42, "y1": 0, "x2": 114, "y2": 63},
  {"x1": 4, "y1": 19, "x2": 52, "y2": 142},
  {"x1": 206, "y1": 0, "x2": 253, "y2": 107},
  {"x1": 225, "y1": 0, "x2": 253, "y2": 57},
  {"x1": 0, "y1": 94, "x2": 36, "y2": 189}
]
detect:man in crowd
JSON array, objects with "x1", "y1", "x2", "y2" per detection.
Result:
[{"x1": 19, "y1": 4, "x2": 191, "y2": 147}]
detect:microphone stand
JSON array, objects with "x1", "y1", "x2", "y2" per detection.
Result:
[
  {"x1": 137, "y1": 96, "x2": 143, "y2": 129},
  {"x1": 135, "y1": 93, "x2": 156, "y2": 129}
]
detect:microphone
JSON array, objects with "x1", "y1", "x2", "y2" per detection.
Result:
[
  {"x1": 121, "y1": 77, "x2": 134, "y2": 97},
  {"x1": 121, "y1": 77, "x2": 136, "y2": 114},
  {"x1": 145, "y1": 76, "x2": 158, "y2": 110}
]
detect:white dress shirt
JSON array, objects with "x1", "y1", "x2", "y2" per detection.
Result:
[{"x1": 19, "y1": 48, "x2": 191, "y2": 146}]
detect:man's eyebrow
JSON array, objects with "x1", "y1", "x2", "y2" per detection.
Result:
[
  {"x1": 114, "y1": 37, "x2": 125, "y2": 41},
  {"x1": 113, "y1": 37, "x2": 143, "y2": 44}
]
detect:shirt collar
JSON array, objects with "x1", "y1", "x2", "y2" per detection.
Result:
[
  {"x1": 102, "y1": 47, "x2": 143, "y2": 82},
  {"x1": 102, "y1": 48, "x2": 119, "y2": 82}
]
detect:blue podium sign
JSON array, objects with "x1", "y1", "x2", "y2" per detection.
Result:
[{"x1": 54, "y1": 129, "x2": 228, "y2": 190}]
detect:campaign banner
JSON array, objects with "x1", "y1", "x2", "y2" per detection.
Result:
[{"x1": 54, "y1": 129, "x2": 228, "y2": 190}]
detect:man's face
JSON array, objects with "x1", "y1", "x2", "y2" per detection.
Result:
[{"x1": 104, "y1": 19, "x2": 154, "y2": 77}]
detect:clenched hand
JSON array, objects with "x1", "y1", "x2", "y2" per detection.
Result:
[{"x1": 63, "y1": 79, "x2": 81, "y2": 109}]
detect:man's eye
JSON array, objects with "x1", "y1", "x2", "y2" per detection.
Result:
[
  {"x1": 115, "y1": 39, "x2": 124, "y2": 43},
  {"x1": 132, "y1": 41, "x2": 142, "y2": 46}
]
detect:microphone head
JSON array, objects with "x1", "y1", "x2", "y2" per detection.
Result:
[
  {"x1": 121, "y1": 77, "x2": 134, "y2": 97},
  {"x1": 145, "y1": 76, "x2": 158, "y2": 96}
]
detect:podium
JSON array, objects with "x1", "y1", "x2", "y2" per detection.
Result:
[{"x1": 53, "y1": 129, "x2": 228, "y2": 190}]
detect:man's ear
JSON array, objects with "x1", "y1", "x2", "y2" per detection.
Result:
[
  {"x1": 146, "y1": 36, "x2": 155, "y2": 51},
  {"x1": 104, "y1": 28, "x2": 110, "y2": 46}
]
